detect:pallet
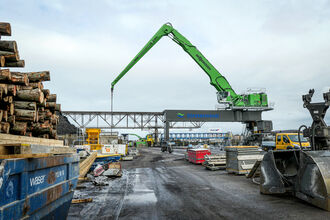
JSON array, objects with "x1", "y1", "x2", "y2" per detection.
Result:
[{"x1": 0, "y1": 133, "x2": 64, "y2": 146}]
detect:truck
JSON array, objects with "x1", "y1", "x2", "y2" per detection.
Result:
[{"x1": 262, "y1": 132, "x2": 311, "y2": 150}]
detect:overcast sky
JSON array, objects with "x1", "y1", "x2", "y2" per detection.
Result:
[{"x1": 1, "y1": 0, "x2": 329, "y2": 135}]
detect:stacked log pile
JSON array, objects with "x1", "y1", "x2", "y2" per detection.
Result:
[{"x1": 0, "y1": 22, "x2": 60, "y2": 139}]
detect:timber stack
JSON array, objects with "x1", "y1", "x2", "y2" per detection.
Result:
[{"x1": 0, "y1": 22, "x2": 60, "y2": 139}]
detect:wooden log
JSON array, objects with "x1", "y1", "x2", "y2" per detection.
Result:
[
  {"x1": 25, "y1": 71, "x2": 50, "y2": 82},
  {"x1": 2, "y1": 110, "x2": 7, "y2": 122},
  {"x1": 0, "y1": 51, "x2": 14, "y2": 56},
  {"x1": 3, "y1": 96, "x2": 8, "y2": 102},
  {"x1": 0, "y1": 56, "x2": 5, "y2": 67},
  {"x1": 16, "y1": 89, "x2": 44, "y2": 103},
  {"x1": 3, "y1": 96, "x2": 13, "y2": 103},
  {"x1": 38, "y1": 110, "x2": 52, "y2": 120},
  {"x1": 11, "y1": 72, "x2": 28, "y2": 85},
  {"x1": 7, "y1": 84, "x2": 16, "y2": 96},
  {"x1": 47, "y1": 94, "x2": 56, "y2": 102},
  {"x1": 14, "y1": 109, "x2": 37, "y2": 122},
  {"x1": 10, "y1": 121, "x2": 27, "y2": 135},
  {"x1": 0, "y1": 69, "x2": 11, "y2": 81},
  {"x1": 15, "y1": 85, "x2": 21, "y2": 91},
  {"x1": 1, "y1": 103, "x2": 15, "y2": 116},
  {"x1": 8, "y1": 103, "x2": 14, "y2": 115},
  {"x1": 30, "y1": 82, "x2": 43, "y2": 90},
  {"x1": 51, "y1": 114, "x2": 58, "y2": 125},
  {"x1": 0, "y1": 41, "x2": 17, "y2": 53},
  {"x1": 37, "y1": 99, "x2": 46, "y2": 108},
  {"x1": 42, "y1": 89, "x2": 50, "y2": 98},
  {"x1": 14, "y1": 101, "x2": 37, "y2": 111},
  {"x1": 5, "y1": 60, "x2": 25, "y2": 68},
  {"x1": 55, "y1": 104, "x2": 61, "y2": 112},
  {"x1": 0, "y1": 23, "x2": 11, "y2": 36},
  {"x1": 8, "y1": 115, "x2": 15, "y2": 125},
  {"x1": 32, "y1": 122, "x2": 53, "y2": 134},
  {"x1": 37, "y1": 111, "x2": 49, "y2": 122},
  {"x1": 46, "y1": 102, "x2": 56, "y2": 109},
  {"x1": 0, "y1": 50, "x2": 19, "y2": 62},
  {"x1": 0, "y1": 84, "x2": 8, "y2": 95},
  {"x1": 0, "y1": 122, "x2": 10, "y2": 134},
  {"x1": 19, "y1": 86, "x2": 34, "y2": 90}
]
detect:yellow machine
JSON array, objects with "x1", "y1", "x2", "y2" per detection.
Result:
[
  {"x1": 146, "y1": 134, "x2": 155, "y2": 147},
  {"x1": 275, "y1": 133, "x2": 310, "y2": 150},
  {"x1": 86, "y1": 128, "x2": 102, "y2": 151}
]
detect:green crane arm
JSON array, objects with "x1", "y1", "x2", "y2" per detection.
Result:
[
  {"x1": 111, "y1": 23, "x2": 173, "y2": 90},
  {"x1": 111, "y1": 23, "x2": 239, "y2": 102},
  {"x1": 124, "y1": 133, "x2": 143, "y2": 140}
]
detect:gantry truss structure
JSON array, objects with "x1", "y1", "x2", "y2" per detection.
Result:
[{"x1": 61, "y1": 111, "x2": 205, "y2": 130}]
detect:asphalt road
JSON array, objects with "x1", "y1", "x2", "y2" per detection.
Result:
[{"x1": 68, "y1": 148, "x2": 330, "y2": 220}]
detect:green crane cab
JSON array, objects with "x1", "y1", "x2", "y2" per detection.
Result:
[{"x1": 111, "y1": 23, "x2": 269, "y2": 109}]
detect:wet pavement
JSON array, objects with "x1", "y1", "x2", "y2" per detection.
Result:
[{"x1": 68, "y1": 148, "x2": 330, "y2": 220}]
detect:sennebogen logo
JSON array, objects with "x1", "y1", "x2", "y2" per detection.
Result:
[{"x1": 177, "y1": 113, "x2": 185, "y2": 118}]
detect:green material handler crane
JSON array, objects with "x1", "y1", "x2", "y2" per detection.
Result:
[{"x1": 111, "y1": 22, "x2": 268, "y2": 109}]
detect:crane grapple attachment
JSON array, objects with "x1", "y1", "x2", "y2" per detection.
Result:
[
  {"x1": 260, "y1": 89, "x2": 330, "y2": 211},
  {"x1": 260, "y1": 150, "x2": 330, "y2": 211}
]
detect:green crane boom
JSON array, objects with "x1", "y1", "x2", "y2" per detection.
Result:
[{"x1": 111, "y1": 23, "x2": 268, "y2": 108}]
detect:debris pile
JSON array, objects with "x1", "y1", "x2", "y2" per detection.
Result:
[
  {"x1": 91, "y1": 162, "x2": 122, "y2": 185},
  {"x1": 0, "y1": 22, "x2": 60, "y2": 139}
]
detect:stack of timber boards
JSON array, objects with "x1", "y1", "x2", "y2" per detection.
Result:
[
  {"x1": 0, "y1": 22, "x2": 61, "y2": 139},
  {"x1": 0, "y1": 133, "x2": 76, "y2": 159}
]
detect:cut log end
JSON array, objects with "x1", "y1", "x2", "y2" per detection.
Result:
[
  {"x1": 4, "y1": 60, "x2": 25, "y2": 68},
  {"x1": 0, "y1": 22, "x2": 11, "y2": 36}
]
